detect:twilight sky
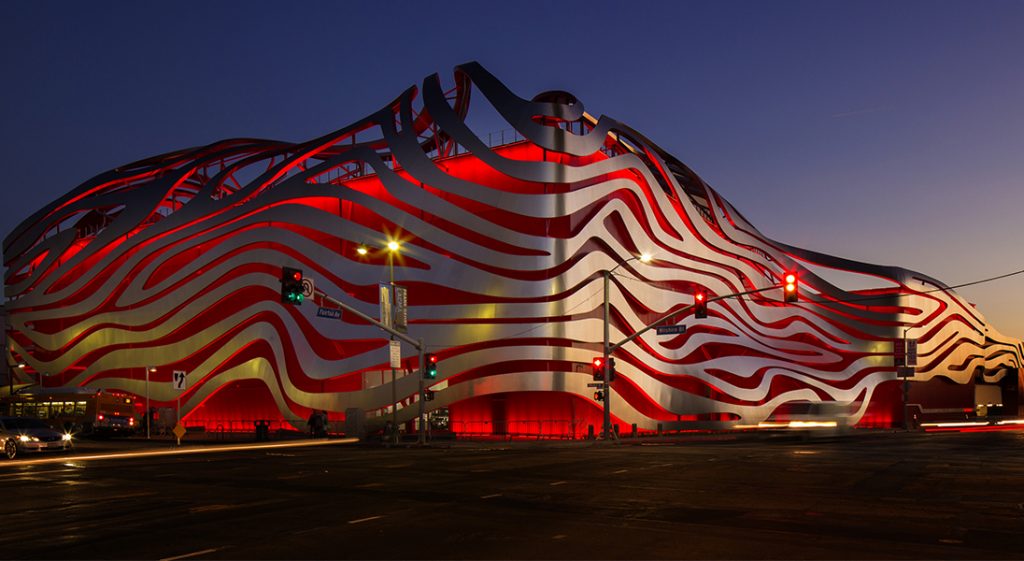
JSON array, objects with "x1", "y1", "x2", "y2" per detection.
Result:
[{"x1": 2, "y1": 1, "x2": 1022, "y2": 337}]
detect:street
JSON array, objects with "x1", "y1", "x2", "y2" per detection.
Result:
[{"x1": 3, "y1": 430, "x2": 1024, "y2": 560}]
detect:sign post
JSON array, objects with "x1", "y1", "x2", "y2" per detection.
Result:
[{"x1": 172, "y1": 370, "x2": 187, "y2": 445}]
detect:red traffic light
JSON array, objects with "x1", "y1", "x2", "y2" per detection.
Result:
[
  {"x1": 695, "y1": 290, "x2": 708, "y2": 319},
  {"x1": 429, "y1": 354, "x2": 439, "y2": 364},
  {"x1": 783, "y1": 272, "x2": 798, "y2": 303},
  {"x1": 591, "y1": 357, "x2": 605, "y2": 381},
  {"x1": 292, "y1": 270, "x2": 303, "y2": 282}
]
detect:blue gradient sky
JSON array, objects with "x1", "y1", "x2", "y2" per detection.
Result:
[{"x1": 2, "y1": 1, "x2": 1022, "y2": 336}]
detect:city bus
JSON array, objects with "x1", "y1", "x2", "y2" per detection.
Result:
[{"x1": 1, "y1": 387, "x2": 137, "y2": 436}]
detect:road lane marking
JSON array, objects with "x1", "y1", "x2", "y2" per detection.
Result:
[
  {"x1": 613, "y1": 469, "x2": 628, "y2": 474},
  {"x1": 481, "y1": 493, "x2": 502, "y2": 499},
  {"x1": 160, "y1": 547, "x2": 223, "y2": 561},
  {"x1": 294, "y1": 525, "x2": 328, "y2": 535},
  {"x1": 189, "y1": 504, "x2": 235, "y2": 514},
  {"x1": 348, "y1": 515, "x2": 384, "y2": 524},
  {"x1": 550, "y1": 480, "x2": 567, "y2": 486}
]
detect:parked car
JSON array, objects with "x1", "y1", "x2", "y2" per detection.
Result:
[{"x1": 0, "y1": 417, "x2": 73, "y2": 459}]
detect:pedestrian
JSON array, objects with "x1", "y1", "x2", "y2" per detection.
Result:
[
  {"x1": 318, "y1": 410, "x2": 329, "y2": 437},
  {"x1": 307, "y1": 410, "x2": 320, "y2": 438}
]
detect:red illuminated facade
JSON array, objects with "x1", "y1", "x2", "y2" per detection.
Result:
[{"x1": 4, "y1": 62, "x2": 1022, "y2": 436}]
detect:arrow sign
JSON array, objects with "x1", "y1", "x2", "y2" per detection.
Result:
[{"x1": 656, "y1": 325, "x2": 687, "y2": 335}]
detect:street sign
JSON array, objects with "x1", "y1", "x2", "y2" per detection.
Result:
[
  {"x1": 389, "y1": 340, "x2": 401, "y2": 369},
  {"x1": 586, "y1": 382, "x2": 605, "y2": 388},
  {"x1": 394, "y1": 286, "x2": 408, "y2": 333},
  {"x1": 316, "y1": 307, "x2": 342, "y2": 319},
  {"x1": 172, "y1": 370, "x2": 187, "y2": 391},
  {"x1": 893, "y1": 339, "x2": 906, "y2": 367},
  {"x1": 301, "y1": 277, "x2": 315, "y2": 299},
  {"x1": 656, "y1": 325, "x2": 687, "y2": 335},
  {"x1": 379, "y1": 284, "x2": 392, "y2": 328},
  {"x1": 896, "y1": 366, "x2": 915, "y2": 378},
  {"x1": 172, "y1": 423, "x2": 186, "y2": 440},
  {"x1": 906, "y1": 339, "x2": 918, "y2": 367}
]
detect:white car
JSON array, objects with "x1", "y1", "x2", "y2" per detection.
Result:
[{"x1": 0, "y1": 417, "x2": 73, "y2": 459}]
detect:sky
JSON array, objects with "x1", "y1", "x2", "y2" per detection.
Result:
[{"x1": 2, "y1": 0, "x2": 1022, "y2": 337}]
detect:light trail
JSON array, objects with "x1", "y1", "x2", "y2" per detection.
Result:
[{"x1": 0, "y1": 438, "x2": 358, "y2": 468}]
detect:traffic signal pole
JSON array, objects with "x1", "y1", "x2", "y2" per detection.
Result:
[
  {"x1": 600, "y1": 283, "x2": 784, "y2": 441},
  {"x1": 602, "y1": 270, "x2": 614, "y2": 441},
  {"x1": 317, "y1": 291, "x2": 428, "y2": 444},
  {"x1": 418, "y1": 343, "x2": 426, "y2": 445}
]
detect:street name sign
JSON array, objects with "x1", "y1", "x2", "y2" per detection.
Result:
[
  {"x1": 656, "y1": 325, "x2": 687, "y2": 335},
  {"x1": 316, "y1": 307, "x2": 342, "y2": 319}
]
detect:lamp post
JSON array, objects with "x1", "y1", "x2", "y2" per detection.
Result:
[
  {"x1": 386, "y1": 241, "x2": 400, "y2": 444},
  {"x1": 7, "y1": 362, "x2": 25, "y2": 397},
  {"x1": 359, "y1": 241, "x2": 402, "y2": 445},
  {"x1": 146, "y1": 366, "x2": 155, "y2": 439},
  {"x1": 602, "y1": 253, "x2": 651, "y2": 440},
  {"x1": 902, "y1": 328, "x2": 911, "y2": 431}
]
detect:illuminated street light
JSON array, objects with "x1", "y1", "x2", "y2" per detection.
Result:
[
  {"x1": 146, "y1": 366, "x2": 156, "y2": 439},
  {"x1": 358, "y1": 240, "x2": 403, "y2": 443},
  {"x1": 602, "y1": 252, "x2": 653, "y2": 441}
]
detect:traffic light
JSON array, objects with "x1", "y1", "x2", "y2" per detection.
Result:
[
  {"x1": 423, "y1": 389, "x2": 435, "y2": 402},
  {"x1": 424, "y1": 353, "x2": 438, "y2": 379},
  {"x1": 695, "y1": 291, "x2": 708, "y2": 319},
  {"x1": 592, "y1": 357, "x2": 604, "y2": 381},
  {"x1": 607, "y1": 357, "x2": 616, "y2": 383},
  {"x1": 783, "y1": 272, "x2": 798, "y2": 303},
  {"x1": 281, "y1": 267, "x2": 304, "y2": 305},
  {"x1": 594, "y1": 390, "x2": 604, "y2": 402}
]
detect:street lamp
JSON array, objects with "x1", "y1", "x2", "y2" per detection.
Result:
[
  {"x1": 7, "y1": 362, "x2": 26, "y2": 397},
  {"x1": 146, "y1": 366, "x2": 156, "y2": 439},
  {"x1": 902, "y1": 327, "x2": 913, "y2": 431},
  {"x1": 358, "y1": 240, "x2": 402, "y2": 445},
  {"x1": 387, "y1": 241, "x2": 400, "y2": 444},
  {"x1": 602, "y1": 253, "x2": 651, "y2": 440}
]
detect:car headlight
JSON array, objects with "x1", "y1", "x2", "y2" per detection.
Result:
[
  {"x1": 62, "y1": 433, "x2": 72, "y2": 442},
  {"x1": 18, "y1": 435, "x2": 39, "y2": 443}
]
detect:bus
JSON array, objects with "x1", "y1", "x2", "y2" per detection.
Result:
[{"x1": 1, "y1": 387, "x2": 137, "y2": 436}]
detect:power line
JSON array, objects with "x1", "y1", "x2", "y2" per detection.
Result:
[{"x1": 615, "y1": 265, "x2": 1024, "y2": 306}]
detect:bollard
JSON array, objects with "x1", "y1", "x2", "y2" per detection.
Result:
[
  {"x1": 588, "y1": 424, "x2": 595, "y2": 439},
  {"x1": 657, "y1": 423, "x2": 663, "y2": 437},
  {"x1": 631, "y1": 423, "x2": 638, "y2": 438}
]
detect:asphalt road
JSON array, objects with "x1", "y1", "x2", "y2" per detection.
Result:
[{"x1": 3, "y1": 430, "x2": 1024, "y2": 560}]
